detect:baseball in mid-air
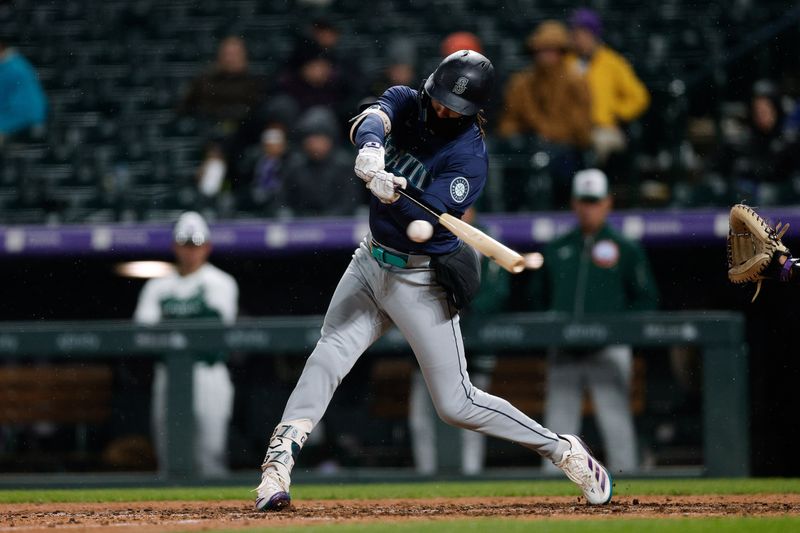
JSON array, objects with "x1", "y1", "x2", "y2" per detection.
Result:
[{"x1": 406, "y1": 220, "x2": 434, "y2": 243}]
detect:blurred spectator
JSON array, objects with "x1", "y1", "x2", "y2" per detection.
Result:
[
  {"x1": 179, "y1": 36, "x2": 266, "y2": 132},
  {"x1": 715, "y1": 80, "x2": 800, "y2": 204},
  {"x1": 134, "y1": 212, "x2": 239, "y2": 478},
  {"x1": 783, "y1": 94, "x2": 800, "y2": 138},
  {"x1": 529, "y1": 169, "x2": 658, "y2": 473},
  {"x1": 368, "y1": 37, "x2": 417, "y2": 97},
  {"x1": 440, "y1": 31, "x2": 483, "y2": 56},
  {"x1": 497, "y1": 21, "x2": 592, "y2": 208},
  {"x1": 568, "y1": 8, "x2": 650, "y2": 165},
  {"x1": 0, "y1": 39, "x2": 47, "y2": 143},
  {"x1": 287, "y1": 17, "x2": 343, "y2": 69},
  {"x1": 279, "y1": 46, "x2": 352, "y2": 126},
  {"x1": 409, "y1": 207, "x2": 510, "y2": 475},
  {"x1": 179, "y1": 36, "x2": 268, "y2": 193},
  {"x1": 498, "y1": 21, "x2": 591, "y2": 146},
  {"x1": 248, "y1": 123, "x2": 289, "y2": 213},
  {"x1": 278, "y1": 107, "x2": 362, "y2": 216},
  {"x1": 282, "y1": 18, "x2": 360, "y2": 126}
]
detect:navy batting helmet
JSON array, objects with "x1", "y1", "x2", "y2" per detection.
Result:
[{"x1": 423, "y1": 50, "x2": 495, "y2": 116}]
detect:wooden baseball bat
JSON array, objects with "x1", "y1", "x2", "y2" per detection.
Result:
[{"x1": 396, "y1": 188, "x2": 525, "y2": 274}]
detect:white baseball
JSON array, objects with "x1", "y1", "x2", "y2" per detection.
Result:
[{"x1": 406, "y1": 220, "x2": 434, "y2": 243}]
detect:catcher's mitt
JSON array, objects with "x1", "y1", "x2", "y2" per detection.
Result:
[{"x1": 727, "y1": 204, "x2": 790, "y2": 301}]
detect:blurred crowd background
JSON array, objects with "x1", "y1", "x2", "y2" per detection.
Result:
[{"x1": 0, "y1": 0, "x2": 798, "y2": 225}]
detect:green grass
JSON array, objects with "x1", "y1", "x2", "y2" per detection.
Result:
[
  {"x1": 211, "y1": 517, "x2": 800, "y2": 533},
  {"x1": 0, "y1": 478, "x2": 798, "y2": 504}
]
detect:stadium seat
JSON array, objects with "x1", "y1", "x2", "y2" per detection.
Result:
[{"x1": 0, "y1": 0, "x2": 794, "y2": 221}]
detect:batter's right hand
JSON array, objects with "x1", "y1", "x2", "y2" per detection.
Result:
[
  {"x1": 354, "y1": 142, "x2": 385, "y2": 183},
  {"x1": 368, "y1": 171, "x2": 406, "y2": 204}
]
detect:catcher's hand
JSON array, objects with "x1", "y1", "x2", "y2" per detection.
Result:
[{"x1": 727, "y1": 203, "x2": 791, "y2": 302}]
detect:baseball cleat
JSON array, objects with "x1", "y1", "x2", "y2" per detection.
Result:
[
  {"x1": 254, "y1": 469, "x2": 291, "y2": 512},
  {"x1": 554, "y1": 434, "x2": 612, "y2": 505}
]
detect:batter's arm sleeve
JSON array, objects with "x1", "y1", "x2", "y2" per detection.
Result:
[
  {"x1": 612, "y1": 57, "x2": 650, "y2": 123},
  {"x1": 133, "y1": 280, "x2": 162, "y2": 325},
  {"x1": 624, "y1": 244, "x2": 659, "y2": 311},
  {"x1": 352, "y1": 85, "x2": 417, "y2": 147}
]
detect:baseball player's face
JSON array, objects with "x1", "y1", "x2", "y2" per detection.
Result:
[
  {"x1": 572, "y1": 196, "x2": 612, "y2": 235},
  {"x1": 173, "y1": 242, "x2": 211, "y2": 275},
  {"x1": 431, "y1": 99, "x2": 463, "y2": 119}
]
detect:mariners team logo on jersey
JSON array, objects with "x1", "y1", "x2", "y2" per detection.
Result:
[
  {"x1": 450, "y1": 177, "x2": 470, "y2": 203},
  {"x1": 384, "y1": 138, "x2": 430, "y2": 188},
  {"x1": 452, "y1": 76, "x2": 469, "y2": 95}
]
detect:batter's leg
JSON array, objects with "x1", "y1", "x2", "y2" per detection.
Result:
[
  {"x1": 384, "y1": 271, "x2": 612, "y2": 504},
  {"x1": 256, "y1": 246, "x2": 390, "y2": 511},
  {"x1": 381, "y1": 269, "x2": 567, "y2": 462},
  {"x1": 587, "y1": 345, "x2": 638, "y2": 473},
  {"x1": 280, "y1": 249, "x2": 391, "y2": 426},
  {"x1": 461, "y1": 371, "x2": 490, "y2": 475}
]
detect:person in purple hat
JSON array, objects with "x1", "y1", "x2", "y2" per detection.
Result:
[{"x1": 568, "y1": 8, "x2": 650, "y2": 165}]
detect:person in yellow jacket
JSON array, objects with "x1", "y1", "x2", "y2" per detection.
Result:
[
  {"x1": 568, "y1": 9, "x2": 650, "y2": 164},
  {"x1": 497, "y1": 20, "x2": 592, "y2": 209}
]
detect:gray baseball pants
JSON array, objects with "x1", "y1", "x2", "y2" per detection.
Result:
[
  {"x1": 281, "y1": 239, "x2": 565, "y2": 462},
  {"x1": 543, "y1": 346, "x2": 638, "y2": 472}
]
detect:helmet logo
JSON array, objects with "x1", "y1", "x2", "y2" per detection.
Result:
[{"x1": 452, "y1": 77, "x2": 469, "y2": 95}]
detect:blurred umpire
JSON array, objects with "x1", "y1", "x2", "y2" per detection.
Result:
[{"x1": 530, "y1": 169, "x2": 658, "y2": 473}]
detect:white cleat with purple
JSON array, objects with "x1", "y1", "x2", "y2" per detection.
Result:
[
  {"x1": 254, "y1": 468, "x2": 291, "y2": 511},
  {"x1": 554, "y1": 434, "x2": 613, "y2": 505}
]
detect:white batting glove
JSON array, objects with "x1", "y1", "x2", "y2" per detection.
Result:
[
  {"x1": 368, "y1": 170, "x2": 407, "y2": 204},
  {"x1": 354, "y1": 142, "x2": 385, "y2": 183}
]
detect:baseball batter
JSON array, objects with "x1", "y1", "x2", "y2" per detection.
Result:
[{"x1": 255, "y1": 51, "x2": 612, "y2": 510}]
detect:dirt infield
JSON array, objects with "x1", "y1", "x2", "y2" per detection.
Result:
[{"x1": 2, "y1": 494, "x2": 799, "y2": 532}]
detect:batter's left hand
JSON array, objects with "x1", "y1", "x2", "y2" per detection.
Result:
[
  {"x1": 354, "y1": 143, "x2": 385, "y2": 183},
  {"x1": 368, "y1": 171, "x2": 406, "y2": 204}
]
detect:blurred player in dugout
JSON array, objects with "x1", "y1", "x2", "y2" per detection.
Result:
[
  {"x1": 529, "y1": 169, "x2": 658, "y2": 473},
  {"x1": 134, "y1": 212, "x2": 239, "y2": 477},
  {"x1": 409, "y1": 207, "x2": 511, "y2": 475}
]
